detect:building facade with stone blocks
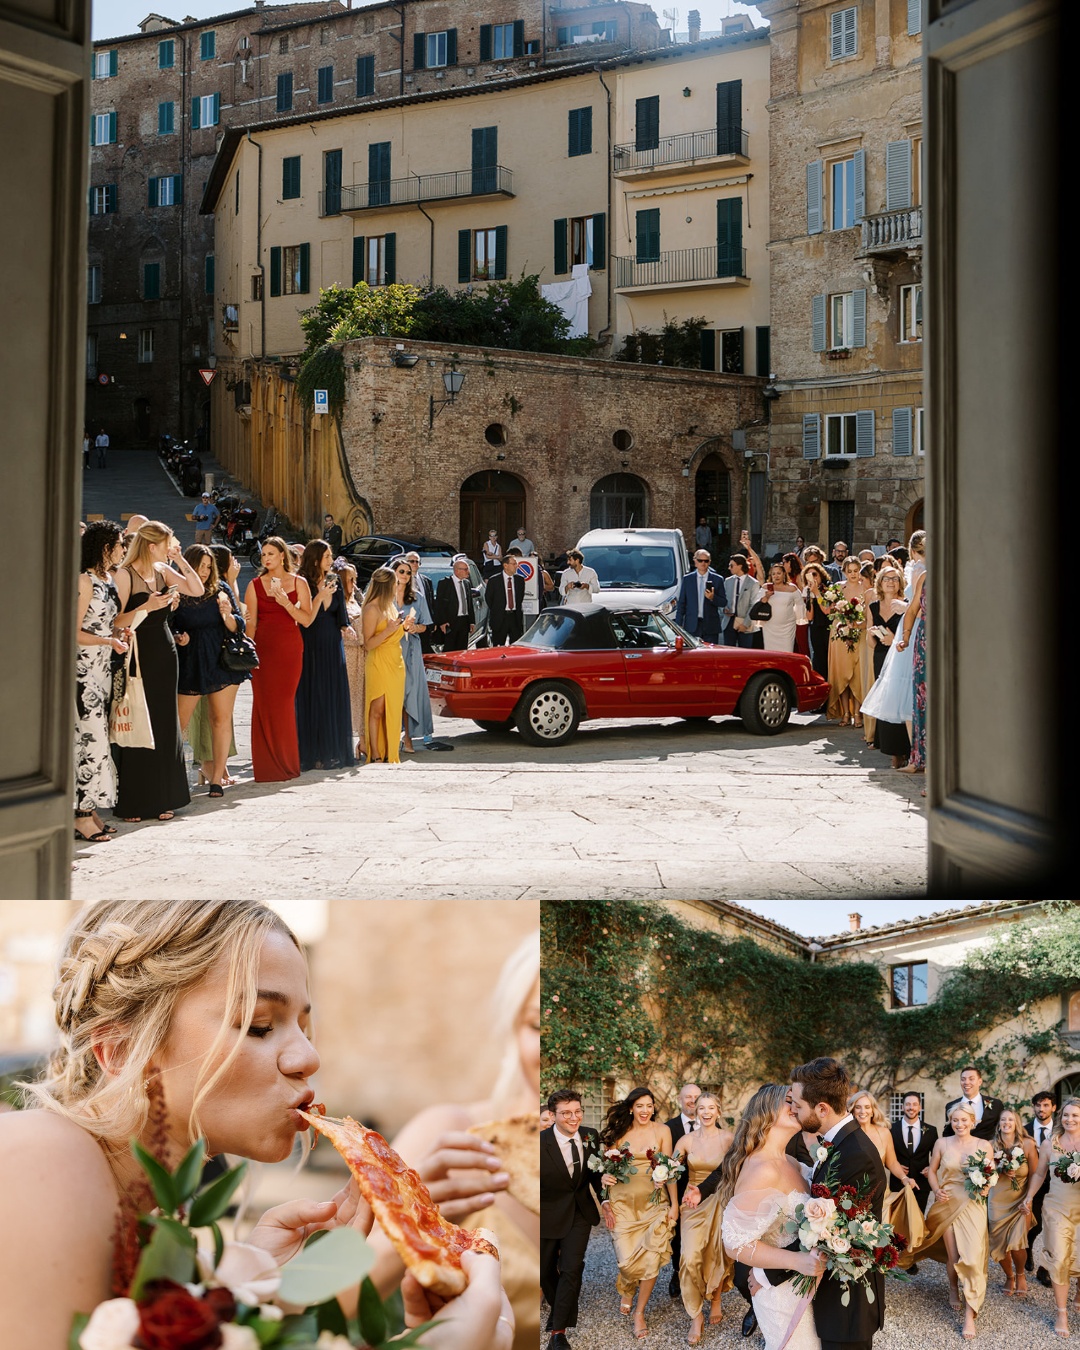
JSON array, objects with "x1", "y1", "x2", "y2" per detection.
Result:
[{"x1": 755, "y1": 0, "x2": 925, "y2": 553}]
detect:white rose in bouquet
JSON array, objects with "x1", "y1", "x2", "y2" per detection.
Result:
[
  {"x1": 652, "y1": 1166, "x2": 668, "y2": 1184},
  {"x1": 1067, "y1": 1162, "x2": 1080, "y2": 1180},
  {"x1": 79, "y1": 1298, "x2": 140, "y2": 1350},
  {"x1": 987, "y1": 1172, "x2": 999, "y2": 1187},
  {"x1": 968, "y1": 1170, "x2": 984, "y2": 1187},
  {"x1": 826, "y1": 1233, "x2": 851, "y2": 1254}
]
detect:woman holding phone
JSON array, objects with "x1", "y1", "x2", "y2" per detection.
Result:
[
  {"x1": 295, "y1": 540, "x2": 354, "y2": 771},
  {"x1": 751, "y1": 560, "x2": 806, "y2": 653},
  {"x1": 362, "y1": 566, "x2": 411, "y2": 763}
]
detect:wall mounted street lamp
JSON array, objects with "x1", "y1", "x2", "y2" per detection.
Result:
[
  {"x1": 392, "y1": 352, "x2": 420, "y2": 368},
  {"x1": 430, "y1": 369, "x2": 465, "y2": 427}
]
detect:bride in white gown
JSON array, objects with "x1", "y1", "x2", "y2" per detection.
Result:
[{"x1": 718, "y1": 1085, "x2": 825, "y2": 1350}]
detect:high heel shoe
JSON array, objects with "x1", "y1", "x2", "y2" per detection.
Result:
[
  {"x1": 688, "y1": 1312, "x2": 704, "y2": 1345},
  {"x1": 619, "y1": 1300, "x2": 632, "y2": 1317}
]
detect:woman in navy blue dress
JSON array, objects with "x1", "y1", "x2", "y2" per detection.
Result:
[{"x1": 295, "y1": 540, "x2": 355, "y2": 770}]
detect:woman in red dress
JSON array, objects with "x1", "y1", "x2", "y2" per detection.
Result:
[{"x1": 244, "y1": 537, "x2": 312, "y2": 782}]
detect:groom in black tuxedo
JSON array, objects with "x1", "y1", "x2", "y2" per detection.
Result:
[
  {"x1": 540, "y1": 1089, "x2": 605, "y2": 1350},
  {"x1": 943, "y1": 1066, "x2": 1003, "y2": 1141}
]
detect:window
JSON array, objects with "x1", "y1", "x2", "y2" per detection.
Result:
[
  {"x1": 88, "y1": 265, "x2": 102, "y2": 304},
  {"x1": 279, "y1": 34, "x2": 289, "y2": 55},
  {"x1": 356, "y1": 54, "x2": 375, "y2": 96},
  {"x1": 831, "y1": 157, "x2": 856, "y2": 230},
  {"x1": 891, "y1": 961, "x2": 928, "y2": 1008},
  {"x1": 593, "y1": 19, "x2": 617, "y2": 40},
  {"x1": 86, "y1": 333, "x2": 98, "y2": 380},
  {"x1": 269, "y1": 244, "x2": 311, "y2": 296},
  {"x1": 89, "y1": 184, "x2": 117, "y2": 215},
  {"x1": 282, "y1": 155, "x2": 301, "y2": 200},
  {"x1": 363, "y1": 235, "x2": 392, "y2": 286},
  {"x1": 413, "y1": 29, "x2": 457, "y2": 68},
  {"x1": 93, "y1": 50, "x2": 117, "y2": 79},
  {"x1": 276, "y1": 73, "x2": 293, "y2": 112},
  {"x1": 756, "y1": 325, "x2": 770, "y2": 377},
  {"x1": 900, "y1": 283, "x2": 922, "y2": 342},
  {"x1": 635, "y1": 207, "x2": 660, "y2": 263},
  {"x1": 317, "y1": 65, "x2": 333, "y2": 103},
  {"x1": 191, "y1": 93, "x2": 220, "y2": 129},
  {"x1": 138, "y1": 328, "x2": 155, "y2": 363},
  {"x1": 458, "y1": 226, "x2": 506, "y2": 281},
  {"x1": 812, "y1": 289, "x2": 866, "y2": 351},
  {"x1": 204, "y1": 255, "x2": 215, "y2": 295},
  {"x1": 473, "y1": 228, "x2": 497, "y2": 279},
  {"x1": 568, "y1": 107, "x2": 592, "y2": 157},
  {"x1": 492, "y1": 23, "x2": 514, "y2": 58},
  {"x1": 720, "y1": 328, "x2": 744, "y2": 374},
  {"x1": 251, "y1": 274, "x2": 263, "y2": 300},
  {"x1": 915, "y1": 406, "x2": 924, "y2": 456},
  {"x1": 829, "y1": 6, "x2": 858, "y2": 59},
  {"x1": 911, "y1": 136, "x2": 923, "y2": 206},
  {"x1": 471, "y1": 126, "x2": 496, "y2": 195},
  {"x1": 143, "y1": 262, "x2": 161, "y2": 300},
  {"x1": 570, "y1": 216, "x2": 594, "y2": 267},
  {"x1": 148, "y1": 175, "x2": 182, "y2": 206},
  {"x1": 635, "y1": 95, "x2": 659, "y2": 152},
  {"x1": 826, "y1": 412, "x2": 858, "y2": 456},
  {"x1": 716, "y1": 198, "x2": 743, "y2": 277},
  {"x1": 554, "y1": 214, "x2": 606, "y2": 272},
  {"x1": 200, "y1": 31, "x2": 216, "y2": 60},
  {"x1": 91, "y1": 112, "x2": 116, "y2": 146},
  {"x1": 427, "y1": 31, "x2": 449, "y2": 67},
  {"x1": 158, "y1": 39, "x2": 174, "y2": 69},
  {"x1": 158, "y1": 101, "x2": 175, "y2": 135}
]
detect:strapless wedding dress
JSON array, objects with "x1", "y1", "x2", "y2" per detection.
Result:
[{"x1": 721, "y1": 1188, "x2": 821, "y2": 1350}]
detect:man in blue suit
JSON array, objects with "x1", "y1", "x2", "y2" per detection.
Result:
[{"x1": 675, "y1": 549, "x2": 726, "y2": 642}]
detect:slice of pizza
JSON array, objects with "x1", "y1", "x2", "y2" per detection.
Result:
[
  {"x1": 468, "y1": 1113, "x2": 541, "y2": 1215},
  {"x1": 299, "y1": 1111, "x2": 499, "y2": 1298}
]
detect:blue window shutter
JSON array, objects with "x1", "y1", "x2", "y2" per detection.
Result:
[
  {"x1": 212, "y1": 93, "x2": 220, "y2": 125},
  {"x1": 803, "y1": 414, "x2": 821, "y2": 459},
  {"x1": 458, "y1": 229, "x2": 471, "y2": 283},
  {"x1": 159, "y1": 39, "x2": 173, "y2": 68},
  {"x1": 591, "y1": 212, "x2": 606, "y2": 270},
  {"x1": 855, "y1": 410, "x2": 875, "y2": 456},
  {"x1": 298, "y1": 242, "x2": 310, "y2": 294},
  {"x1": 447, "y1": 29, "x2": 457, "y2": 64},
  {"x1": 886, "y1": 140, "x2": 912, "y2": 210},
  {"x1": 807, "y1": 161, "x2": 823, "y2": 235},
  {"x1": 853, "y1": 149, "x2": 866, "y2": 221},
  {"x1": 553, "y1": 219, "x2": 567, "y2": 275},
  {"x1": 109, "y1": 111, "x2": 117, "y2": 143},
  {"x1": 852, "y1": 289, "x2": 867, "y2": 347},
  {"x1": 414, "y1": 33, "x2": 426, "y2": 68},
  {"x1": 148, "y1": 177, "x2": 159, "y2": 207},
  {"x1": 513, "y1": 20, "x2": 525, "y2": 56},
  {"x1": 811, "y1": 294, "x2": 826, "y2": 352},
  {"x1": 494, "y1": 225, "x2": 507, "y2": 279},
  {"x1": 892, "y1": 407, "x2": 913, "y2": 456},
  {"x1": 384, "y1": 233, "x2": 396, "y2": 284},
  {"x1": 109, "y1": 50, "x2": 118, "y2": 76},
  {"x1": 479, "y1": 25, "x2": 492, "y2": 60},
  {"x1": 352, "y1": 236, "x2": 365, "y2": 285},
  {"x1": 191, "y1": 97, "x2": 200, "y2": 130},
  {"x1": 908, "y1": 0, "x2": 922, "y2": 35},
  {"x1": 270, "y1": 247, "x2": 282, "y2": 296}
]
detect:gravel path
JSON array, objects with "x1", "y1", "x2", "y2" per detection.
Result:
[{"x1": 544, "y1": 1227, "x2": 1072, "y2": 1349}]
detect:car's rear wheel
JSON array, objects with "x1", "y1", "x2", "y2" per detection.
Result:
[
  {"x1": 473, "y1": 718, "x2": 514, "y2": 734},
  {"x1": 514, "y1": 682, "x2": 581, "y2": 747},
  {"x1": 739, "y1": 673, "x2": 793, "y2": 735}
]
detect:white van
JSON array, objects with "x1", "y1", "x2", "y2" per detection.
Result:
[{"x1": 573, "y1": 527, "x2": 691, "y2": 614}]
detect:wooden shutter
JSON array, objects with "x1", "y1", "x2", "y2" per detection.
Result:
[
  {"x1": 830, "y1": 10, "x2": 844, "y2": 58},
  {"x1": 853, "y1": 148, "x2": 866, "y2": 220},
  {"x1": 212, "y1": 93, "x2": 220, "y2": 124},
  {"x1": 591, "y1": 212, "x2": 606, "y2": 270},
  {"x1": 635, "y1": 207, "x2": 660, "y2": 262},
  {"x1": 356, "y1": 54, "x2": 374, "y2": 96},
  {"x1": 191, "y1": 96, "x2": 200, "y2": 129},
  {"x1": 413, "y1": 33, "x2": 426, "y2": 68},
  {"x1": 352, "y1": 236, "x2": 365, "y2": 286},
  {"x1": 513, "y1": 20, "x2": 525, "y2": 56},
  {"x1": 384, "y1": 233, "x2": 396, "y2": 284},
  {"x1": 907, "y1": 0, "x2": 922, "y2": 35},
  {"x1": 458, "y1": 229, "x2": 471, "y2": 283},
  {"x1": 479, "y1": 24, "x2": 492, "y2": 60},
  {"x1": 811, "y1": 293, "x2": 826, "y2": 352},
  {"x1": 174, "y1": 174, "x2": 183, "y2": 204},
  {"x1": 807, "y1": 161, "x2": 823, "y2": 235},
  {"x1": 716, "y1": 197, "x2": 742, "y2": 277},
  {"x1": 270, "y1": 246, "x2": 282, "y2": 296},
  {"x1": 147, "y1": 177, "x2": 159, "y2": 208},
  {"x1": 700, "y1": 329, "x2": 716, "y2": 371},
  {"x1": 756, "y1": 325, "x2": 770, "y2": 377},
  {"x1": 855, "y1": 409, "x2": 875, "y2": 456},
  {"x1": 716, "y1": 79, "x2": 741, "y2": 155},
  {"x1": 494, "y1": 225, "x2": 508, "y2": 280},
  {"x1": 886, "y1": 140, "x2": 912, "y2": 210},
  {"x1": 205, "y1": 254, "x2": 215, "y2": 295},
  {"x1": 318, "y1": 66, "x2": 333, "y2": 103},
  {"x1": 446, "y1": 29, "x2": 457, "y2": 64},
  {"x1": 283, "y1": 156, "x2": 300, "y2": 199},
  {"x1": 553, "y1": 218, "x2": 568, "y2": 275},
  {"x1": 843, "y1": 7, "x2": 857, "y2": 54},
  {"x1": 324, "y1": 149, "x2": 342, "y2": 214},
  {"x1": 803, "y1": 413, "x2": 821, "y2": 459},
  {"x1": 472, "y1": 126, "x2": 497, "y2": 194},
  {"x1": 892, "y1": 406, "x2": 913, "y2": 456},
  {"x1": 106, "y1": 183, "x2": 117, "y2": 213},
  {"x1": 852, "y1": 288, "x2": 867, "y2": 347},
  {"x1": 635, "y1": 95, "x2": 659, "y2": 151},
  {"x1": 108, "y1": 111, "x2": 117, "y2": 142}
]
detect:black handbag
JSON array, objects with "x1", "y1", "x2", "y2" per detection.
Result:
[
  {"x1": 748, "y1": 599, "x2": 773, "y2": 621},
  {"x1": 220, "y1": 631, "x2": 259, "y2": 672}
]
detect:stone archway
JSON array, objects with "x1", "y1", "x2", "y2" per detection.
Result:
[
  {"x1": 905, "y1": 498, "x2": 924, "y2": 540},
  {"x1": 589, "y1": 473, "x2": 649, "y2": 529},
  {"x1": 459, "y1": 470, "x2": 526, "y2": 561},
  {"x1": 1055, "y1": 1073, "x2": 1080, "y2": 1106},
  {"x1": 694, "y1": 453, "x2": 732, "y2": 557}
]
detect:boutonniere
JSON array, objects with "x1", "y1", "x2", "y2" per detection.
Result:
[{"x1": 815, "y1": 1143, "x2": 833, "y2": 1164}]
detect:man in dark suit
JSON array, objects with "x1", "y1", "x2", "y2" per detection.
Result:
[
  {"x1": 943, "y1": 1067, "x2": 1003, "y2": 1141},
  {"x1": 485, "y1": 555, "x2": 526, "y2": 646},
  {"x1": 541, "y1": 1089, "x2": 605, "y2": 1350},
  {"x1": 663, "y1": 1084, "x2": 701, "y2": 1297},
  {"x1": 434, "y1": 555, "x2": 477, "y2": 652},
  {"x1": 675, "y1": 552, "x2": 726, "y2": 642},
  {"x1": 890, "y1": 1091, "x2": 937, "y2": 1272},
  {"x1": 1026, "y1": 1090, "x2": 1056, "y2": 1285}
]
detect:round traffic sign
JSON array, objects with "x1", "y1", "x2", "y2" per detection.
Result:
[
  {"x1": 97, "y1": 373, "x2": 109, "y2": 385},
  {"x1": 515, "y1": 560, "x2": 536, "y2": 581}
]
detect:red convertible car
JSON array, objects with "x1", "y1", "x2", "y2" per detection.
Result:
[{"x1": 424, "y1": 605, "x2": 830, "y2": 746}]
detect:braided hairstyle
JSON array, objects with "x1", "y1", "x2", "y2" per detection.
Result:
[
  {"x1": 714, "y1": 1083, "x2": 789, "y2": 1210},
  {"x1": 21, "y1": 899, "x2": 299, "y2": 1145}
]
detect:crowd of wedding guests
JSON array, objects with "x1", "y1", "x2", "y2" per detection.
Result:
[{"x1": 541, "y1": 1063, "x2": 1079, "y2": 1349}]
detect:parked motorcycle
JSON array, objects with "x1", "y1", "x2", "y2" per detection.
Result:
[{"x1": 247, "y1": 508, "x2": 280, "y2": 566}]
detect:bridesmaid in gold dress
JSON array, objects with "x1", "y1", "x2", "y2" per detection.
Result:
[
  {"x1": 988, "y1": 1107, "x2": 1037, "y2": 1296},
  {"x1": 673, "y1": 1093, "x2": 734, "y2": 1345},
  {"x1": 914, "y1": 1103, "x2": 990, "y2": 1339},
  {"x1": 1022, "y1": 1096, "x2": 1080, "y2": 1338},
  {"x1": 847, "y1": 1090, "x2": 926, "y2": 1253},
  {"x1": 824, "y1": 557, "x2": 873, "y2": 726},
  {"x1": 601, "y1": 1087, "x2": 678, "y2": 1340}
]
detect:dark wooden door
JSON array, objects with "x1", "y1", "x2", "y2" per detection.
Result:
[{"x1": 459, "y1": 471, "x2": 525, "y2": 560}]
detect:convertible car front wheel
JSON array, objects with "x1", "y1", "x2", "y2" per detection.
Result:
[
  {"x1": 514, "y1": 682, "x2": 582, "y2": 747},
  {"x1": 739, "y1": 672, "x2": 793, "y2": 735}
]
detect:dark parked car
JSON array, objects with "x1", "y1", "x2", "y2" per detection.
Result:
[{"x1": 336, "y1": 533, "x2": 455, "y2": 584}]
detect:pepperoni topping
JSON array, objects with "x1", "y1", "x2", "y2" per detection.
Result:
[
  {"x1": 366, "y1": 1130, "x2": 409, "y2": 1173},
  {"x1": 360, "y1": 1164, "x2": 396, "y2": 1203}
]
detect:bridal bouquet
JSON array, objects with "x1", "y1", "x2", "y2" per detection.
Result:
[
  {"x1": 822, "y1": 585, "x2": 864, "y2": 651},
  {"x1": 992, "y1": 1144, "x2": 1027, "y2": 1190},
  {"x1": 643, "y1": 1149, "x2": 685, "y2": 1207},
  {"x1": 588, "y1": 1145, "x2": 637, "y2": 1201},
  {"x1": 73, "y1": 1139, "x2": 437, "y2": 1350},
  {"x1": 962, "y1": 1149, "x2": 998, "y2": 1204},
  {"x1": 782, "y1": 1175, "x2": 907, "y2": 1307},
  {"x1": 1052, "y1": 1149, "x2": 1080, "y2": 1183}
]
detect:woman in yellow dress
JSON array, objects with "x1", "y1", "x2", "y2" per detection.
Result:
[
  {"x1": 848, "y1": 1090, "x2": 926, "y2": 1252},
  {"x1": 673, "y1": 1093, "x2": 734, "y2": 1345},
  {"x1": 988, "y1": 1107, "x2": 1037, "y2": 1296},
  {"x1": 601, "y1": 1087, "x2": 678, "y2": 1340},
  {"x1": 362, "y1": 565, "x2": 411, "y2": 763},
  {"x1": 912, "y1": 1103, "x2": 990, "y2": 1339},
  {"x1": 824, "y1": 556, "x2": 873, "y2": 726},
  {"x1": 1021, "y1": 1096, "x2": 1080, "y2": 1338}
]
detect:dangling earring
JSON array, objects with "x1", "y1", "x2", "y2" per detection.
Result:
[{"x1": 145, "y1": 1070, "x2": 170, "y2": 1163}]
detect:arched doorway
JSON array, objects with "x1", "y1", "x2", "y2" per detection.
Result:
[
  {"x1": 1055, "y1": 1073, "x2": 1080, "y2": 1105},
  {"x1": 590, "y1": 473, "x2": 649, "y2": 529},
  {"x1": 906, "y1": 498, "x2": 924, "y2": 540},
  {"x1": 459, "y1": 470, "x2": 526, "y2": 559},
  {"x1": 694, "y1": 452, "x2": 732, "y2": 556}
]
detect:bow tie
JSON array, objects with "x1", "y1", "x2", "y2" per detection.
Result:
[{"x1": 817, "y1": 1135, "x2": 825, "y2": 1144}]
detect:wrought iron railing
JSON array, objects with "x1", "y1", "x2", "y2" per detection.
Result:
[
  {"x1": 860, "y1": 206, "x2": 923, "y2": 253},
  {"x1": 612, "y1": 126, "x2": 749, "y2": 172},
  {"x1": 320, "y1": 165, "x2": 513, "y2": 215},
  {"x1": 614, "y1": 246, "x2": 747, "y2": 289}
]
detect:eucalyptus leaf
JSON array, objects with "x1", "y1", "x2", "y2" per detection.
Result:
[
  {"x1": 68, "y1": 1313, "x2": 89, "y2": 1350},
  {"x1": 131, "y1": 1140, "x2": 178, "y2": 1215},
  {"x1": 174, "y1": 1138, "x2": 208, "y2": 1205},
  {"x1": 130, "y1": 1215, "x2": 198, "y2": 1299},
  {"x1": 211, "y1": 1220, "x2": 225, "y2": 1269},
  {"x1": 188, "y1": 1160, "x2": 247, "y2": 1227},
  {"x1": 315, "y1": 1295, "x2": 349, "y2": 1336},
  {"x1": 357, "y1": 1275, "x2": 387, "y2": 1347},
  {"x1": 277, "y1": 1226, "x2": 375, "y2": 1307}
]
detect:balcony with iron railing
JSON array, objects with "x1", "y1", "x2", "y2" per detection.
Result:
[
  {"x1": 614, "y1": 245, "x2": 748, "y2": 291},
  {"x1": 612, "y1": 127, "x2": 749, "y2": 177},
  {"x1": 859, "y1": 206, "x2": 923, "y2": 255},
  {"x1": 321, "y1": 165, "x2": 514, "y2": 216}
]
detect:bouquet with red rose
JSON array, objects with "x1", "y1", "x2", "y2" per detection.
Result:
[
  {"x1": 643, "y1": 1148, "x2": 685, "y2": 1207},
  {"x1": 1052, "y1": 1149, "x2": 1080, "y2": 1184},
  {"x1": 822, "y1": 585, "x2": 865, "y2": 651},
  {"x1": 588, "y1": 1144, "x2": 637, "y2": 1202},
  {"x1": 962, "y1": 1149, "x2": 998, "y2": 1205}
]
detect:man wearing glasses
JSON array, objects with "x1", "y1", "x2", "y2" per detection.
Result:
[
  {"x1": 675, "y1": 550, "x2": 726, "y2": 643},
  {"x1": 541, "y1": 1090, "x2": 605, "y2": 1350}
]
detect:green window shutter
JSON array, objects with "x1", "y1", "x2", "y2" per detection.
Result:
[
  {"x1": 109, "y1": 111, "x2": 117, "y2": 143},
  {"x1": 802, "y1": 414, "x2": 821, "y2": 459},
  {"x1": 591, "y1": 212, "x2": 606, "y2": 270},
  {"x1": 479, "y1": 25, "x2": 492, "y2": 60},
  {"x1": 716, "y1": 198, "x2": 742, "y2": 276},
  {"x1": 807, "y1": 161, "x2": 823, "y2": 234},
  {"x1": 205, "y1": 255, "x2": 215, "y2": 295},
  {"x1": 174, "y1": 175, "x2": 183, "y2": 205},
  {"x1": 109, "y1": 50, "x2": 118, "y2": 77},
  {"x1": 892, "y1": 406, "x2": 913, "y2": 456},
  {"x1": 852, "y1": 288, "x2": 867, "y2": 347},
  {"x1": 90, "y1": 116, "x2": 96, "y2": 146},
  {"x1": 270, "y1": 246, "x2": 282, "y2": 296},
  {"x1": 568, "y1": 107, "x2": 592, "y2": 157},
  {"x1": 298, "y1": 242, "x2": 310, "y2": 294},
  {"x1": 553, "y1": 218, "x2": 568, "y2": 275},
  {"x1": 886, "y1": 140, "x2": 912, "y2": 210},
  {"x1": 414, "y1": 33, "x2": 426, "y2": 68},
  {"x1": 580, "y1": 106, "x2": 592, "y2": 155},
  {"x1": 756, "y1": 325, "x2": 770, "y2": 376},
  {"x1": 855, "y1": 409, "x2": 875, "y2": 456},
  {"x1": 106, "y1": 183, "x2": 117, "y2": 213},
  {"x1": 212, "y1": 93, "x2": 220, "y2": 125},
  {"x1": 157, "y1": 102, "x2": 173, "y2": 135},
  {"x1": 352, "y1": 236, "x2": 366, "y2": 286},
  {"x1": 318, "y1": 66, "x2": 333, "y2": 103},
  {"x1": 811, "y1": 294, "x2": 826, "y2": 351},
  {"x1": 201, "y1": 31, "x2": 215, "y2": 60},
  {"x1": 513, "y1": 20, "x2": 525, "y2": 56},
  {"x1": 356, "y1": 54, "x2": 375, "y2": 96},
  {"x1": 635, "y1": 207, "x2": 660, "y2": 262},
  {"x1": 159, "y1": 39, "x2": 173, "y2": 68},
  {"x1": 282, "y1": 156, "x2": 301, "y2": 200},
  {"x1": 700, "y1": 329, "x2": 716, "y2": 371},
  {"x1": 458, "y1": 229, "x2": 471, "y2": 283},
  {"x1": 148, "y1": 177, "x2": 159, "y2": 208},
  {"x1": 144, "y1": 263, "x2": 160, "y2": 299},
  {"x1": 384, "y1": 233, "x2": 396, "y2": 284},
  {"x1": 447, "y1": 29, "x2": 457, "y2": 64},
  {"x1": 277, "y1": 74, "x2": 292, "y2": 111},
  {"x1": 191, "y1": 97, "x2": 201, "y2": 130},
  {"x1": 715, "y1": 79, "x2": 741, "y2": 154},
  {"x1": 324, "y1": 148, "x2": 342, "y2": 214},
  {"x1": 494, "y1": 225, "x2": 507, "y2": 279},
  {"x1": 853, "y1": 148, "x2": 866, "y2": 220},
  {"x1": 635, "y1": 96, "x2": 659, "y2": 151}
]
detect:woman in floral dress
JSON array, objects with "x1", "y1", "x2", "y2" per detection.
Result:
[{"x1": 896, "y1": 564, "x2": 927, "y2": 773}]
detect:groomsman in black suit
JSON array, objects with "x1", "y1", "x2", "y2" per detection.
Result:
[
  {"x1": 541, "y1": 1089, "x2": 605, "y2": 1350},
  {"x1": 943, "y1": 1067, "x2": 1003, "y2": 1141},
  {"x1": 434, "y1": 555, "x2": 477, "y2": 652},
  {"x1": 1026, "y1": 1090, "x2": 1056, "y2": 1286},
  {"x1": 664, "y1": 1084, "x2": 701, "y2": 1298},
  {"x1": 485, "y1": 555, "x2": 527, "y2": 646},
  {"x1": 890, "y1": 1091, "x2": 937, "y2": 1273}
]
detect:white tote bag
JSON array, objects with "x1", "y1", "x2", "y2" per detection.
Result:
[{"x1": 109, "y1": 612, "x2": 155, "y2": 749}]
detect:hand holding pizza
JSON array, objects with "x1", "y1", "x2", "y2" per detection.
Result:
[
  {"x1": 415, "y1": 1130, "x2": 511, "y2": 1220},
  {"x1": 400, "y1": 1246, "x2": 514, "y2": 1350},
  {"x1": 246, "y1": 1176, "x2": 374, "y2": 1265}
]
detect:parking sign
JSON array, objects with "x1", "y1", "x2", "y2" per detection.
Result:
[{"x1": 313, "y1": 389, "x2": 329, "y2": 415}]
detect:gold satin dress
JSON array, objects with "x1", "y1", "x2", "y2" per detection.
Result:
[
  {"x1": 463, "y1": 1202, "x2": 538, "y2": 1350},
  {"x1": 907, "y1": 1150, "x2": 988, "y2": 1313},
  {"x1": 883, "y1": 1178, "x2": 928, "y2": 1254},
  {"x1": 1041, "y1": 1145, "x2": 1080, "y2": 1285},
  {"x1": 988, "y1": 1151, "x2": 1033, "y2": 1262},
  {"x1": 609, "y1": 1148, "x2": 676, "y2": 1299},
  {"x1": 679, "y1": 1154, "x2": 733, "y2": 1318}
]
